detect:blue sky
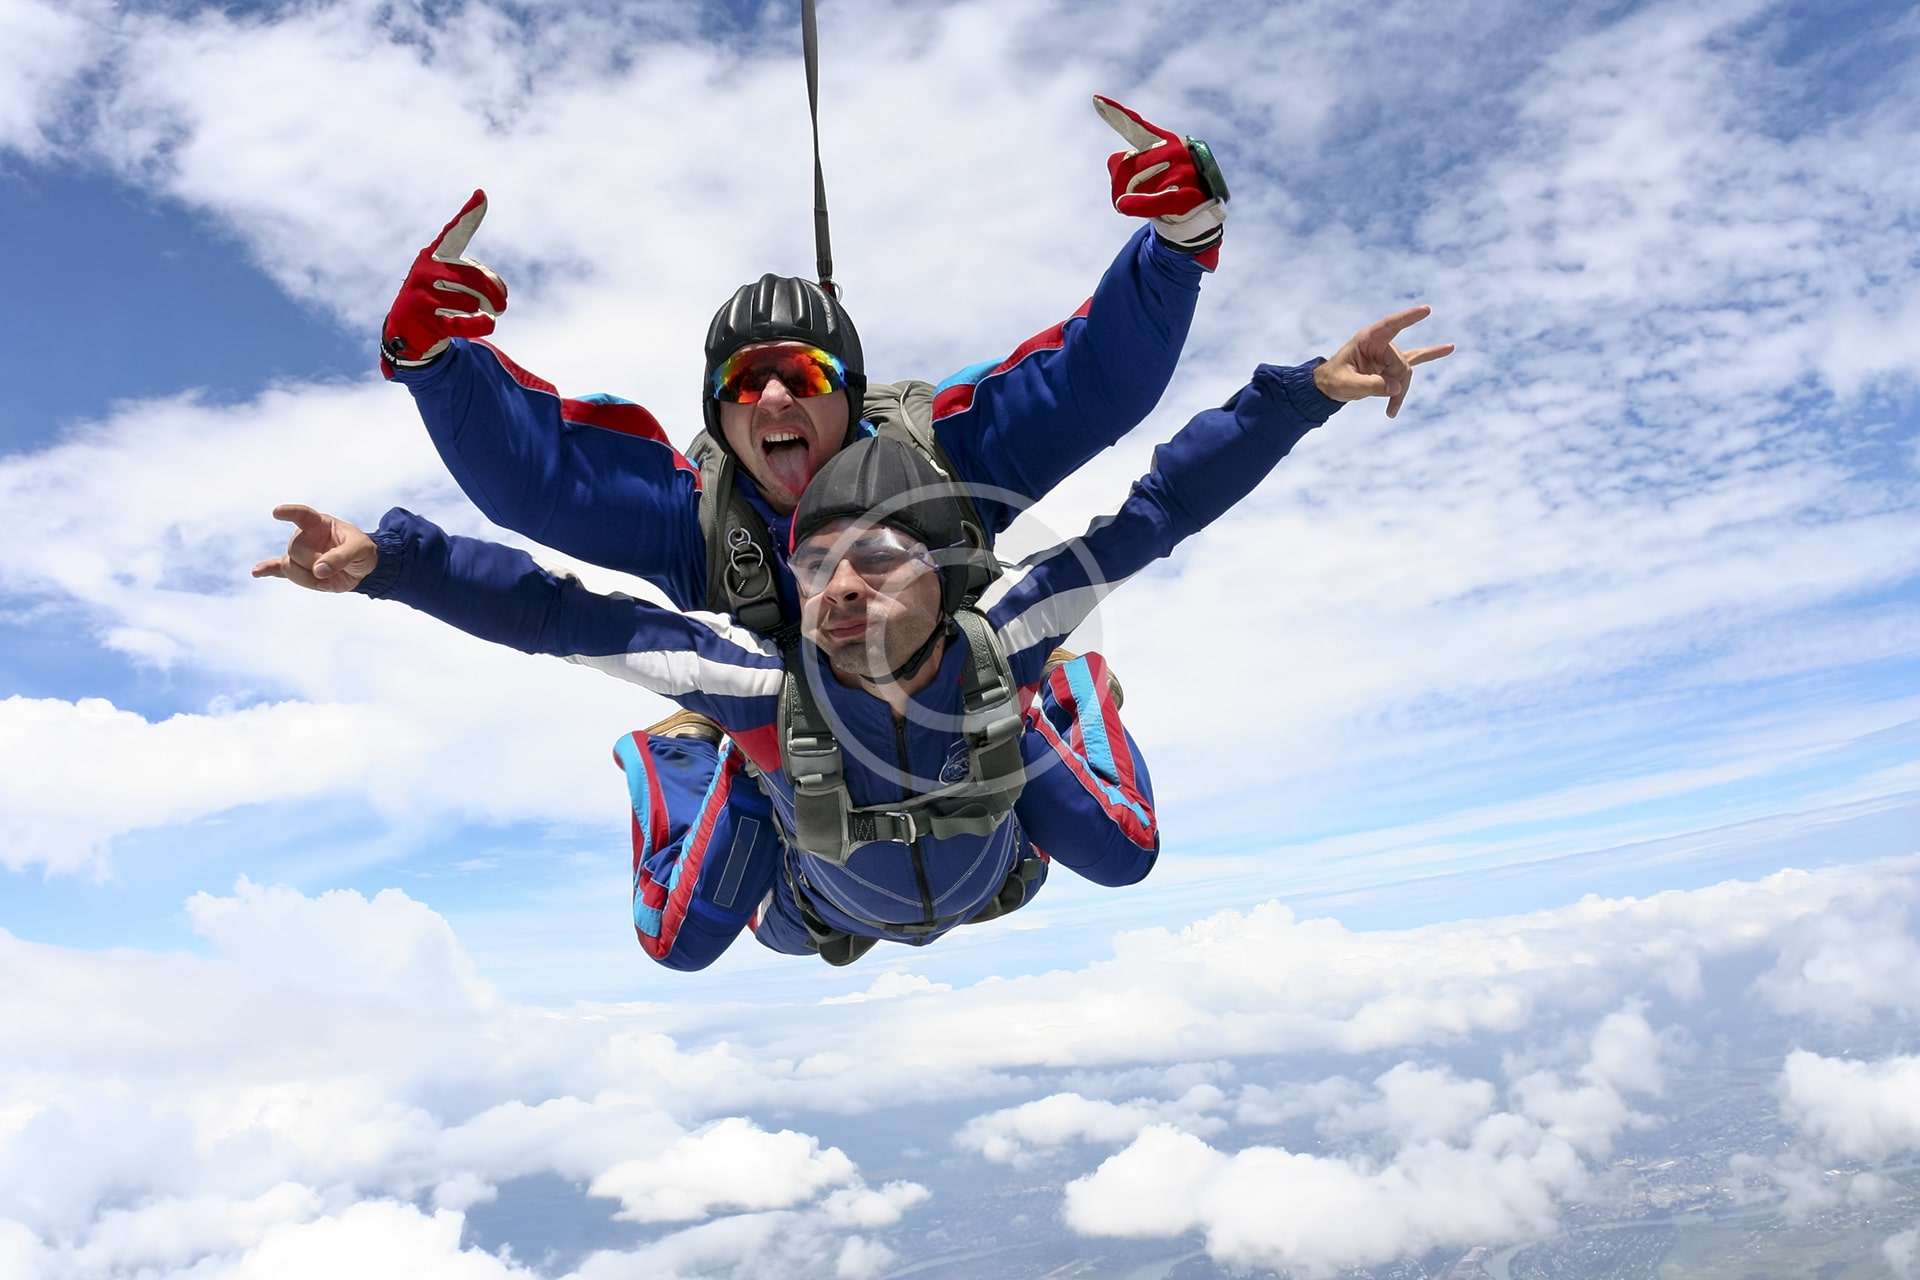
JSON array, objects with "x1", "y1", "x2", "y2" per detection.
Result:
[
  {"x1": 1, "y1": 0, "x2": 1918, "y2": 1276},
  {"x1": 0, "y1": 168, "x2": 367, "y2": 453}
]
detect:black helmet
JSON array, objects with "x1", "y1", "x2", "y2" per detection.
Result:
[
  {"x1": 702, "y1": 274, "x2": 865, "y2": 444},
  {"x1": 791, "y1": 437, "x2": 980, "y2": 614}
]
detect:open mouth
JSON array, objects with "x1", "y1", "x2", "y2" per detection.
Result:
[{"x1": 759, "y1": 430, "x2": 813, "y2": 493}]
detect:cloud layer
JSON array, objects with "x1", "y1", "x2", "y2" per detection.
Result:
[{"x1": 0, "y1": 857, "x2": 1914, "y2": 1275}]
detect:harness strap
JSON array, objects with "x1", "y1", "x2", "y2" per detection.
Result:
[
  {"x1": 776, "y1": 608, "x2": 1026, "y2": 870},
  {"x1": 801, "y1": 0, "x2": 834, "y2": 296}
]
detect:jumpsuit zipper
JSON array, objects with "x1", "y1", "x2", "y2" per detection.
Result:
[{"x1": 894, "y1": 714, "x2": 937, "y2": 922}]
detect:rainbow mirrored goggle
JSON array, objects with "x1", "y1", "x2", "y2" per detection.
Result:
[{"x1": 710, "y1": 343, "x2": 848, "y2": 404}]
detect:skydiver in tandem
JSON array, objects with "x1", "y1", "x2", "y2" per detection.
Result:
[
  {"x1": 348, "y1": 96, "x2": 1244, "y2": 965},
  {"x1": 256, "y1": 307, "x2": 1454, "y2": 967}
]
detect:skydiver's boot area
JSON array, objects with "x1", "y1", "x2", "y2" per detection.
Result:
[
  {"x1": 613, "y1": 735, "x2": 783, "y2": 971},
  {"x1": 642, "y1": 708, "x2": 725, "y2": 744},
  {"x1": 1045, "y1": 647, "x2": 1124, "y2": 708}
]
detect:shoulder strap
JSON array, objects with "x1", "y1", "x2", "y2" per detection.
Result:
[
  {"x1": 860, "y1": 382, "x2": 1002, "y2": 605},
  {"x1": 688, "y1": 429, "x2": 791, "y2": 638}
]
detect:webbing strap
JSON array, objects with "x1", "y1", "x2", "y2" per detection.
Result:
[{"x1": 801, "y1": 0, "x2": 835, "y2": 296}]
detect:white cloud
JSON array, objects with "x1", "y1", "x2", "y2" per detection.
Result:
[
  {"x1": 1776, "y1": 1050, "x2": 1920, "y2": 1164},
  {"x1": 587, "y1": 1118, "x2": 857, "y2": 1224},
  {"x1": 1888, "y1": 1225, "x2": 1919, "y2": 1280},
  {"x1": 765, "y1": 865, "x2": 1901, "y2": 1092},
  {"x1": 956, "y1": 1086, "x2": 1227, "y2": 1166},
  {"x1": 1506, "y1": 1006, "x2": 1665, "y2": 1159},
  {"x1": 1063, "y1": 1117, "x2": 1583, "y2": 1278},
  {"x1": 1321, "y1": 1063, "x2": 1496, "y2": 1146},
  {"x1": 0, "y1": 697, "x2": 391, "y2": 875},
  {"x1": 833, "y1": 1235, "x2": 897, "y2": 1280},
  {"x1": 67, "y1": 1184, "x2": 325, "y2": 1276},
  {"x1": 189, "y1": 1200, "x2": 534, "y2": 1280},
  {"x1": 1232, "y1": 1076, "x2": 1368, "y2": 1128},
  {"x1": 817, "y1": 971, "x2": 952, "y2": 1005},
  {"x1": 0, "y1": 0, "x2": 107, "y2": 158},
  {"x1": 1754, "y1": 901, "x2": 1920, "y2": 1023},
  {"x1": 564, "y1": 1207, "x2": 896, "y2": 1280},
  {"x1": 0, "y1": 1221, "x2": 51, "y2": 1280},
  {"x1": 0, "y1": 857, "x2": 1913, "y2": 1274},
  {"x1": 817, "y1": 1182, "x2": 929, "y2": 1231}
]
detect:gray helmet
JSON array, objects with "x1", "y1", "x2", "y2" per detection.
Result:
[{"x1": 702, "y1": 274, "x2": 865, "y2": 444}]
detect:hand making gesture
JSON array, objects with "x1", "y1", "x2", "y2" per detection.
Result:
[
  {"x1": 251, "y1": 504, "x2": 378, "y2": 592},
  {"x1": 1314, "y1": 305, "x2": 1455, "y2": 418}
]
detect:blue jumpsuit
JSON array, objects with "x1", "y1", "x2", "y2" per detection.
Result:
[{"x1": 362, "y1": 362, "x2": 1341, "y2": 967}]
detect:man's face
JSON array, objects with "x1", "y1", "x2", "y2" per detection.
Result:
[
  {"x1": 714, "y1": 341, "x2": 851, "y2": 514},
  {"x1": 795, "y1": 518, "x2": 943, "y2": 682}
]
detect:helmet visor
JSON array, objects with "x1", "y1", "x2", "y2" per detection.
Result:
[{"x1": 711, "y1": 342, "x2": 847, "y2": 403}]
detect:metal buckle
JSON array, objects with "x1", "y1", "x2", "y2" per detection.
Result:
[{"x1": 724, "y1": 525, "x2": 767, "y2": 595}]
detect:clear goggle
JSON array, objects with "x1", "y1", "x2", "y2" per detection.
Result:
[{"x1": 791, "y1": 525, "x2": 936, "y2": 597}]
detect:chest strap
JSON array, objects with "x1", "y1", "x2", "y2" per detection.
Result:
[{"x1": 777, "y1": 609, "x2": 1026, "y2": 867}]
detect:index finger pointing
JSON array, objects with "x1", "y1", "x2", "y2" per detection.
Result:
[
  {"x1": 1376, "y1": 304, "x2": 1434, "y2": 341},
  {"x1": 270, "y1": 503, "x2": 327, "y2": 533},
  {"x1": 1092, "y1": 94, "x2": 1178, "y2": 153},
  {"x1": 430, "y1": 188, "x2": 489, "y2": 260}
]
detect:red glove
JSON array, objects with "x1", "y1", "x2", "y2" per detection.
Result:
[
  {"x1": 1092, "y1": 96, "x2": 1228, "y2": 270},
  {"x1": 380, "y1": 189, "x2": 508, "y2": 376}
]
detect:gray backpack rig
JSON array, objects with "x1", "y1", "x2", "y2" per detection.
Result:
[
  {"x1": 684, "y1": 384, "x2": 1028, "y2": 875},
  {"x1": 685, "y1": 380, "x2": 994, "y2": 638}
]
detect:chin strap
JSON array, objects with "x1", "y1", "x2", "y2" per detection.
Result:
[
  {"x1": 801, "y1": 0, "x2": 835, "y2": 298},
  {"x1": 885, "y1": 615, "x2": 953, "y2": 684}
]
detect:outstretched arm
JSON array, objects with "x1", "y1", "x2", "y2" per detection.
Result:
[
  {"x1": 929, "y1": 97, "x2": 1228, "y2": 528},
  {"x1": 252, "y1": 506, "x2": 782, "y2": 740},
  {"x1": 977, "y1": 307, "x2": 1455, "y2": 686},
  {"x1": 378, "y1": 192, "x2": 707, "y2": 603}
]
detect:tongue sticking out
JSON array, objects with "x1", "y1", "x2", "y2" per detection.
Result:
[{"x1": 762, "y1": 439, "x2": 815, "y2": 497}]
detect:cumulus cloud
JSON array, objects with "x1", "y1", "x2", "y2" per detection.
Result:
[
  {"x1": 956, "y1": 1086, "x2": 1227, "y2": 1166},
  {"x1": 1320, "y1": 1063, "x2": 1496, "y2": 1146},
  {"x1": 817, "y1": 1182, "x2": 930, "y2": 1231},
  {"x1": 0, "y1": 697, "x2": 394, "y2": 875},
  {"x1": 1776, "y1": 1050, "x2": 1920, "y2": 1164},
  {"x1": 1063, "y1": 1117, "x2": 1582, "y2": 1278},
  {"x1": 0, "y1": 856, "x2": 1915, "y2": 1274},
  {"x1": 761, "y1": 866, "x2": 1903, "y2": 1090},
  {"x1": 188, "y1": 1200, "x2": 535, "y2": 1280},
  {"x1": 565, "y1": 1206, "x2": 911, "y2": 1280},
  {"x1": 588, "y1": 1118, "x2": 857, "y2": 1223},
  {"x1": 1054, "y1": 1009, "x2": 1666, "y2": 1274},
  {"x1": 0, "y1": 876, "x2": 944, "y2": 1278},
  {"x1": 1754, "y1": 899, "x2": 1920, "y2": 1023}
]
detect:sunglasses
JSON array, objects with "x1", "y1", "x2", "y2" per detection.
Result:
[
  {"x1": 710, "y1": 343, "x2": 848, "y2": 403},
  {"x1": 791, "y1": 526, "x2": 935, "y2": 597}
]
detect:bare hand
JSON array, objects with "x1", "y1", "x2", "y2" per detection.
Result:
[
  {"x1": 1314, "y1": 305, "x2": 1455, "y2": 418},
  {"x1": 251, "y1": 504, "x2": 378, "y2": 592}
]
